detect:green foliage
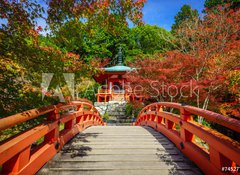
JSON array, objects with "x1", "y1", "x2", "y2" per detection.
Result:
[
  {"x1": 53, "y1": 21, "x2": 139, "y2": 62},
  {"x1": 126, "y1": 103, "x2": 134, "y2": 116},
  {"x1": 46, "y1": 0, "x2": 146, "y2": 61},
  {"x1": 134, "y1": 107, "x2": 143, "y2": 118},
  {"x1": 53, "y1": 20, "x2": 84, "y2": 53},
  {"x1": 204, "y1": 0, "x2": 240, "y2": 11},
  {"x1": 126, "y1": 102, "x2": 144, "y2": 118},
  {"x1": 0, "y1": 57, "x2": 60, "y2": 117},
  {"x1": 47, "y1": 0, "x2": 146, "y2": 32},
  {"x1": 131, "y1": 25, "x2": 175, "y2": 55},
  {"x1": 36, "y1": 137, "x2": 44, "y2": 145},
  {"x1": 0, "y1": 0, "x2": 147, "y2": 142},
  {"x1": 59, "y1": 123, "x2": 65, "y2": 131},
  {"x1": 103, "y1": 113, "x2": 109, "y2": 121},
  {"x1": 172, "y1": 5, "x2": 199, "y2": 32},
  {"x1": 1, "y1": 0, "x2": 239, "y2": 143},
  {"x1": 202, "y1": 119, "x2": 211, "y2": 128},
  {"x1": 0, "y1": 1, "x2": 99, "y2": 117},
  {"x1": 51, "y1": 20, "x2": 174, "y2": 64},
  {"x1": 76, "y1": 79, "x2": 101, "y2": 102}
]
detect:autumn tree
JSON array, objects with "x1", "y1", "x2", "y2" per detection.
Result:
[
  {"x1": 128, "y1": 4, "x2": 240, "y2": 122},
  {"x1": 0, "y1": 0, "x2": 147, "y2": 117},
  {"x1": 204, "y1": 0, "x2": 240, "y2": 11},
  {"x1": 47, "y1": 0, "x2": 146, "y2": 62},
  {"x1": 47, "y1": 0, "x2": 146, "y2": 31},
  {"x1": 173, "y1": 4, "x2": 239, "y2": 118},
  {"x1": 171, "y1": 4, "x2": 199, "y2": 32}
]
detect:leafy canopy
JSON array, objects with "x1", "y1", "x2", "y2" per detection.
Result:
[
  {"x1": 204, "y1": 0, "x2": 240, "y2": 11},
  {"x1": 171, "y1": 4, "x2": 199, "y2": 32}
]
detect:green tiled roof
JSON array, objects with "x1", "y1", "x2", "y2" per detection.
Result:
[{"x1": 103, "y1": 65, "x2": 134, "y2": 72}]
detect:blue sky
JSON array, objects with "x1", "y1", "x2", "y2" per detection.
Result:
[
  {"x1": 0, "y1": 0, "x2": 205, "y2": 33},
  {"x1": 143, "y1": 0, "x2": 205, "y2": 30}
]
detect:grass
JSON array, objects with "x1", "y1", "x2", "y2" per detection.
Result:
[
  {"x1": 59, "y1": 123, "x2": 65, "y2": 131},
  {"x1": 194, "y1": 135, "x2": 209, "y2": 151},
  {"x1": 36, "y1": 137, "x2": 44, "y2": 145}
]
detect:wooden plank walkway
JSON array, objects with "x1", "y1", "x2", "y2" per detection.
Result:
[{"x1": 38, "y1": 126, "x2": 202, "y2": 175}]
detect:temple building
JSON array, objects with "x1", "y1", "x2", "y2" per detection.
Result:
[{"x1": 94, "y1": 48, "x2": 142, "y2": 103}]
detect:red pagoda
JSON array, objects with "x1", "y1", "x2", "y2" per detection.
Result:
[{"x1": 94, "y1": 48, "x2": 143, "y2": 102}]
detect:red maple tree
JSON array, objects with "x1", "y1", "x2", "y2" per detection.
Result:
[{"x1": 127, "y1": 4, "x2": 240, "y2": 119}]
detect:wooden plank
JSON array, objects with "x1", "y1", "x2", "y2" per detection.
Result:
[
  {"x1": 47, "y1": 161, "x2": 196, "y2": 169},
  {"x1": 38, "y1": 126, "x2": 202, "y2": 175},
  {"x1": 52, "y1": 154, "x2": 188, "y2": 162},
  {"x1": 51, "y1": 149, "x2": 180, "y2": 159},
  {"x1": 39, "y1": 169, "x2": 201, "y2": 175}
]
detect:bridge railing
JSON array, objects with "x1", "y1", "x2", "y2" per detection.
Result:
[
  {"x1": 134, "y1": 102, "x2": 240, "y2": 175},
  {"x1": 0, "y1": 101, "x2": 104, "y2": 175}
]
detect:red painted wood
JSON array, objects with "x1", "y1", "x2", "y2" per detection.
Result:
[
  {"x1": 1, "y1": 101, "x2": 239, "y2": 175},
  {"x1": 0, "y1": 101, "x2": 104, "y2": 175},
  {"x1": 135, "y1": 102, "x2": 240, "y2": 175}
]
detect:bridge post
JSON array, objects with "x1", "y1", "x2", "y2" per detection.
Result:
[
  {"x1": 157, "y1": 106, "x2": 163, "y2": 124},
  {"x1": 2, "y1": 146, "x2": 31, "y2": 174},
  {"x1": 77, "y1": 103, "x2": 83, "y2": 111},
  {"x1": 86, "y1": 115, "x2": 90, "y2": 122},
  {"x1": 209, "y1": 146, "x2": 234, "y2": 171},
  {"x1": 166, "y1": 119, "x2": 174, "y2": 129},
  {"x1": 180, "y1": 107, "x2": 193, "y2": 142},
  {"x1": 134, "y1": 102, "x2": 240, "y2": 175},
  {"x1": 65, "y1": 113, "x2": 76, "y2": 130},
  {"x1": 45, "y1": 107, "x2": 60, "y2": 143},
  {"x1": 47, "y1": 106, "x2": 60, "y2": 121}
]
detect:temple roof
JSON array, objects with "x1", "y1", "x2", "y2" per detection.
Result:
[
  {"x1": 103, "y1": 47, "x2": 134, "y2": 72},
  {"x1": 103, "y1": 65, "x2": 134, "y2": 72},
  {"x1": 94, "y1": 48, "x2": 135, "y2": 83}
]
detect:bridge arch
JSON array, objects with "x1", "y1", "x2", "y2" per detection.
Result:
[
  {"x1": 134, "y1": 102, "x2": 240, "y2": 175},
  {"x1": 1, "y1": 101, "x2": 240, "y2": 175},
  {"x1": 0, "y1": 101, "x2": 104, "y2": 174}
]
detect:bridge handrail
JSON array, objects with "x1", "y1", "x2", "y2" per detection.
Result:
[
  {"x1": 183, "y1": 105, "x2": 240, "y2": 133},
  {"x1": 72, "y1": 98, "x2": 93, "y2": 105},
  {"x1": 0, "y1": 105, "x2": 57, "y2": 132},
  {"x1": 0, "y1": 101, "x2": 102, "y2": 133},
  {"x1": 0, "y1": 100, "x2": 104, "y2": 174},
  {"x1": 135, "y1": 102, "x2": 240, "y2": 175},
  {"x1": 138, "y1": 102, "x2": 240, "y2": 133}
]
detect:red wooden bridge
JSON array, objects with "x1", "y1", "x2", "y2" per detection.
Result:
[{"x1": 0, "y1": 101, "x2": 239, "y2": 175}]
